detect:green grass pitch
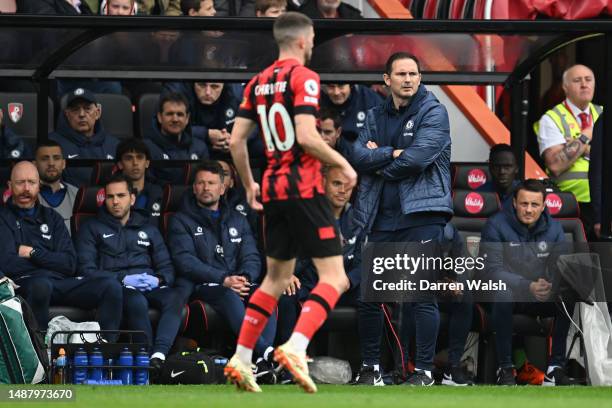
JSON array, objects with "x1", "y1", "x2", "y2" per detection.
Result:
[{"x1": 3, "y1": 385, "x2": 612, "y2": 408}]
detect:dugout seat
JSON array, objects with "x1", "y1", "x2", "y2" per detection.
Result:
[
  {"x1": 138, "y1": 93, "x2": 160, "y2": 138},
  {"x1": 70, "y1": 186, "x2": 105, "y2": 237},
  {"x1": 545, "y1": 191, "x2": 587, "y2": 244},
  {"x1": 450, "y1": 190, "x2": 500, "y2": 245},
  {"x1": 160, "y1": 184, "x2": 189, "y2": 238},
  {"x1": 90, "y1": 161, "x2": 119, "y2": 186},
  {"x1": 0, "y1": 92, "x2": 54, "y2": 149},
  {"x1": 452, "y1": 163, "x2": 492, "y2": 191}
]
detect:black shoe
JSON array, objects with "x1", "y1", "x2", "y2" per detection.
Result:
[
  {"x1": 442, "y1": 366, "x2": 473, "y2": 386},
  {"x1": 149, "y1": 357, "x2": 164, "y2": 384},
  {"x1": 254, "y1": 357, "x2": 277, "y2": 384},
  {"x1": 496, "y1": 367, "x2": 517, "y2": 386},
  {"x1": 276, "y1": 368, "x2": 294, "y2": 385},
  {"x1": 543, "y1": 367, "x2": 572, "y2": 386},
  {"x1": 353, "y1": 365, "x2": 384, "y2": 386},
  {"x1": 404, "y1": 370, "x2": 435, "y2": 386}
]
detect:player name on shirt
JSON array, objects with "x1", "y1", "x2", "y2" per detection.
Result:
[{"x1": 255, "y1": 81, "x2": 288, "y2": 96}]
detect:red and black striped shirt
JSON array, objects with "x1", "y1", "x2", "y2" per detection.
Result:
[{"x1": 237, "y1": 58, "x2": 324, "y2": 203}]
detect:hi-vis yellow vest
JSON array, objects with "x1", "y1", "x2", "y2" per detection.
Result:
[{"x1": 534, "y1": 102, "x2": 603, "y2": 203}]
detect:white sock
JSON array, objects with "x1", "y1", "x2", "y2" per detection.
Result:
[
  {"x1": 151, "y1": 352, "x2": 165, "y2": 361},
  {"x1": 287, "y1": 332, "x2": 310, "y2": 354},
  {"x1": 373, "y1": 364, "x2": 380, "y2": 372},
  {"x1": 236, "y1": 345, "x2": 253, "y2": 365},
  {"x1": 547, "y1": 365, "x2": 560, "y2": 375},
  {"x1": 263, "y1": 346, "x2": 274, "y2": 362},
  {"x1": 416, "y1": 368, "x2": 432, "y2": 378}
]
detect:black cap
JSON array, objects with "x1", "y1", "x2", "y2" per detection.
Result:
[{"x1": 65, "y1": 88, "x2": 97, "y2": 107}]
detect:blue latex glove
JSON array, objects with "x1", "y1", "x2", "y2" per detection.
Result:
[
  {"x1": 141, "y1": 274, "x2": 159, "y2": 290},
  {"x1": 123, "y1": 274, "x2": 149, "y2": 291}
]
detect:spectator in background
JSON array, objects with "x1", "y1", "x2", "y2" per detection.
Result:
[
  {"x1": 144, "y1": 92, "x2": 209, "y2": 184},
  {"x1": 535, "y1": 64, "x2": 602, "y2": 241},
  {"x1": 116, "y1": 138, "x2": 163, "y2": 228},
  {"x1": 481, "y1": 179, "x2": 573, "y2": 386},
  {"x1": 49, "y1": 88, "x2": 120, "y2": 187},
  {"x1": 478, "y1": 143, "x2": 520, "y2": 205},
  {"x1": 163, "y1": 82, "x2": 240, "y2": 159},
  {"x1": 296, "y1": 0, "x2": 360, "y2": 18},
  {"x1": 180, "y1": 0, "x2": 215, "y2": 15},
  {"x1": 214, "y1": 0, "x2": 254, "y2": 16},
  {"x1": 76, "y1": 173, "x2": 184, "y2": 373},
  {"x1": 0, "y1": 107, "x2": 31, "y2": 159},
  {"x1": 167, "y1": 162, "x2": 276, "y2": 380},
  {"x1": 321, "y1": 83, "x2": 383, "y2": 144},
  {"x1": 0, "y1": 161, "x2": 122, "y2": 336},
  {"x1": 255, "y1": 0, "x2": 285, "y2": 16},
  {"x1": 217, "y1": 160, "x2": 257, "y2": 232},
  {"x1": 100, "y1": 0, "x2": 137, "y2": 14},
  {"x1": 136, "y1": 0, "x2": 181, "y2": 14},
  {"x1": 317, "y1": 107, "x2": 351, "y2": 160},
  {"x1": 17, "y1": 0, "x2": 94, "y2": 14},
  {"x1": 34, "y1": 141, "x2": 78, "y2": 234}
]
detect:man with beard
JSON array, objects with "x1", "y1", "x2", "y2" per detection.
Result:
[
  {"x1": 0, "y1": 161, "x2": 122, "y2": 336},
  {"x1": 167, "y1": 162, "x2": 275, "y2": 379},
  {"x1": 116, "y1": 139, "x2": 163, "y2": 228},
  {"x1": 34, "y1": 141, "x2": 78, "y2": 233},
  {"x1": 226, "y1": 12, "x2": 356, "y2": 393},
  {"x1": 76, "y1": 173, "x2": 183, "y2": 373},
  {"x1": 351, "y1": 52, "x2": 452, "y2": 386}
]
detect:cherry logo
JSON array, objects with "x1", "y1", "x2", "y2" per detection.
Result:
[
  {"x1": 96, "y1": 188, "x2": 106, "y2": 207},
  {"x1": 467, "y1": 168, "x2": 487, "y2": 189},
  {"x1": 545, "y1": 193, "x2": 562, "y2": 216},
  {"x1": 464, "y1": 192, "x2": 484, "y2": 214}
]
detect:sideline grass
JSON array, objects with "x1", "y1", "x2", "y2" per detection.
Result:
[{"x1": 2, "y1": 385, "x2": 612, "y2": 408}]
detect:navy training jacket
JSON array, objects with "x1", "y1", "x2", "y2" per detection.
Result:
[
  {"x1": 75, "y1": 207, "x2": 175, "y2": 285},
  {"x1": 167, "y1": 191, "x2": 261, "y2": 285},
  {"x1": 0, "y1": 200, "x2": 76, "y2": 281}
]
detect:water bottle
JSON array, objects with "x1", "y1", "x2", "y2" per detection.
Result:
[
  {"x1": 134, "y1": 348, "x2": 149, "y2": 385},
  {"x1": 106, "y1": 358, "x2": 114, "y2": 380},
  {"x1": 89, "y1": 347, "x2": 104, "y2": 381},
  {"x1": 84, "y1": 379, "x2": 123, "y2": 385},
  {"x1": 53, "y1": 348, "x2": 67, "y2": 385},
  {"x1": 73, "y1": 347, "x2": 88, "y2": 384},
  {"x1": 118, "y1": 347, "x2": 133, "y2": 385}
]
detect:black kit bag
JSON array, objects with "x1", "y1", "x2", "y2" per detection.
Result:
[{"x1": 158, "y1": 350, "x2": 225, "y2": 384}]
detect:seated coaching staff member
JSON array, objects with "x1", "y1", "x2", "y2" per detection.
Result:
[{"x1": 0, "y1": 161, "x2": 122, "y2": 336}]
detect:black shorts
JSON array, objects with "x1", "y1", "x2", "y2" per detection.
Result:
[{"x1": 263, "y1": 193, "x2": 342, "y2": 260}]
